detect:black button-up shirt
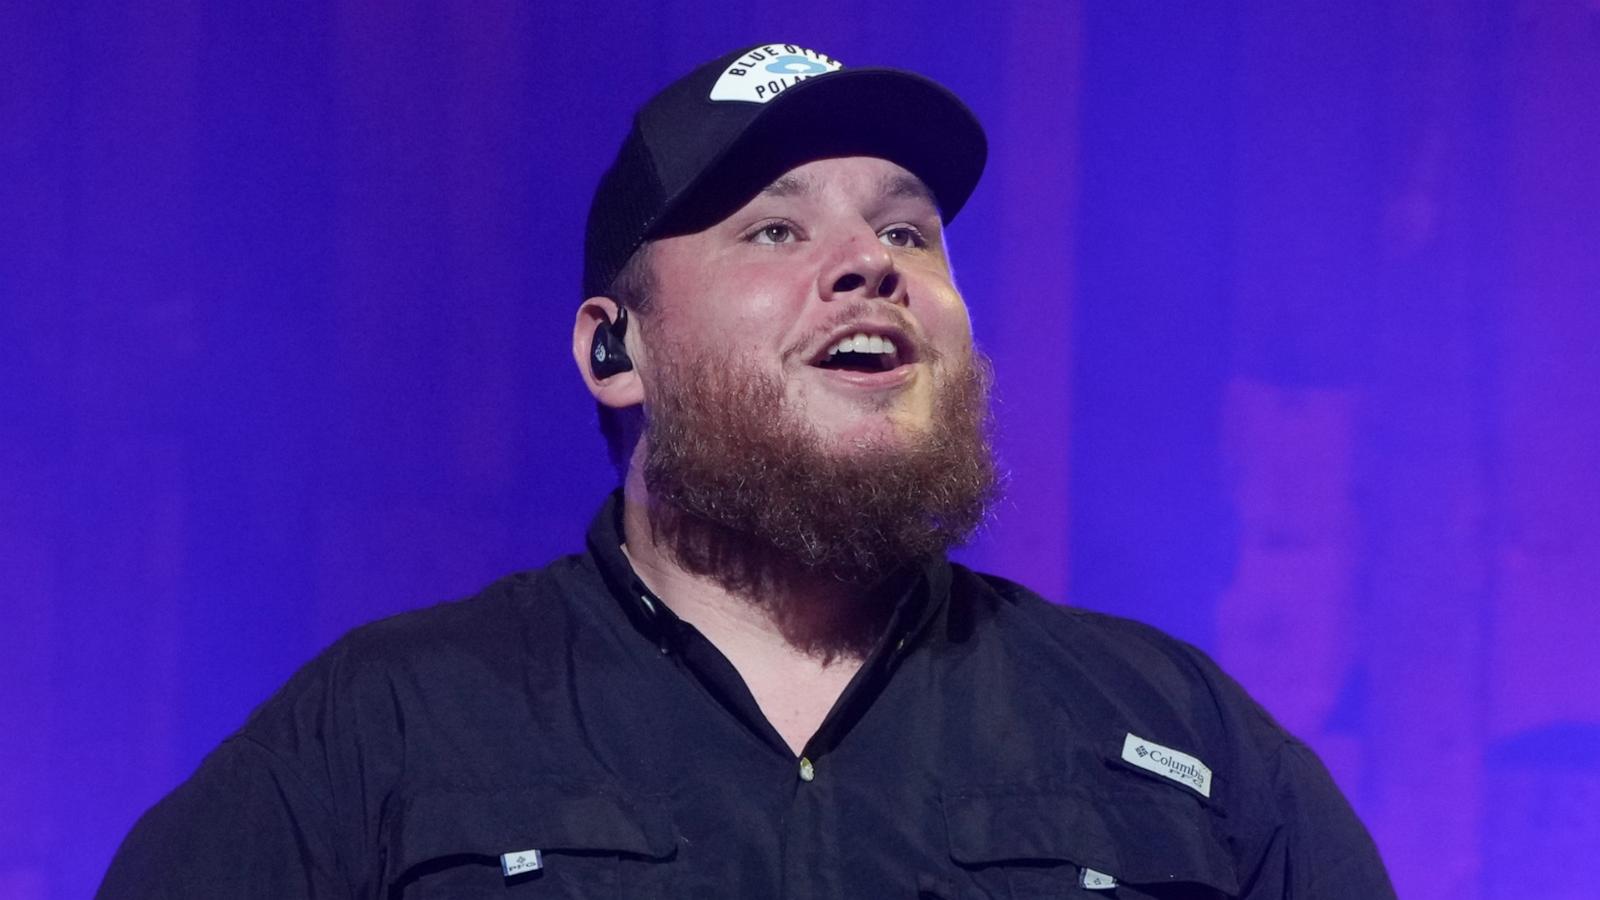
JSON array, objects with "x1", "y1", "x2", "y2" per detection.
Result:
[{"x1": 100, "y1": 495, "x2": 1394, "y2": 898}]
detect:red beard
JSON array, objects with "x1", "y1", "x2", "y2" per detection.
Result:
[{"x1": 641, "y1": 333, "x2": 1001, "y2": 592}]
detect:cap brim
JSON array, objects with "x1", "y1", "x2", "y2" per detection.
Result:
[{"x1": 653, "y1": 67, "x2": 987, "y2": 237}]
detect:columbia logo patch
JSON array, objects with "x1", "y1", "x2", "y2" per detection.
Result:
[
  {"x1": 709, "y1": 44, "x2": 843, "y2": 103},
  {"x1": 1121, "y1": 732, "x2": 1213, "y2": 798}
]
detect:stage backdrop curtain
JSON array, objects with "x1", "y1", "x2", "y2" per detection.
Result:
[{"x1": 3, "y1": 3, "x2": 1597, "y2": 898}]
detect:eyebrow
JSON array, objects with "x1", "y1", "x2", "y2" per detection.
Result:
[
  {"x1": 880, "y1": 172, "x2": 935, "y2": 205},
  {"x1": 761, "y1": 173, "x2": 816, "y2": 198}
]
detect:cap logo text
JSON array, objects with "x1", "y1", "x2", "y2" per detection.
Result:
[{"x1": 709, "y1": 44, "x2": 843, "y2": 104}]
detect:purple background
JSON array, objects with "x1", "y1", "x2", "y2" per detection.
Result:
[{"x1": 4, "y1": 3, "x2": 1598, "y2": 898}]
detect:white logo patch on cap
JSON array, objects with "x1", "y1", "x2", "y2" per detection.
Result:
[
  {"x1": 1121, "y1": 732, "x2": 1213, "y2": 797},
  {"x1": 709, "y1": 44, "x2": 843, "y2": 104}
]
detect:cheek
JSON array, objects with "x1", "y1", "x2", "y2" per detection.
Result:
[
  {"x1": 912, "y1": 284, "x2": 973, "y2": 352},
  {"x1": 667, "y1": 260, "x2": 807, "y2": 336},
  {"x1": 652, "y1": 235, "x2": 802, "y2": 328}
]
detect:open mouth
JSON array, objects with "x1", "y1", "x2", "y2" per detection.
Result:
[{"x1": 813, "y1": 332, "x2": 905, "y2": 374}]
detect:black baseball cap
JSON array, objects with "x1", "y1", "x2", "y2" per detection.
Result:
[{"x1": 582, "y1": 43, "x2": 988, "y2": 299}]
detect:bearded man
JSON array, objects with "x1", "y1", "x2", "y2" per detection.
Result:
[{"x1": 100, "y1": 45, "x2": 1394, "y2": 899}]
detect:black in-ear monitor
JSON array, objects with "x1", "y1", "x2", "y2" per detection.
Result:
[{"x1": 590, "y1": 306, "x2": 634, "y2": 379}]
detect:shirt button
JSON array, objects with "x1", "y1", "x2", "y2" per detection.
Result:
[{"x1": 798, "y1": 757, "x2": 815, "y2": 782}]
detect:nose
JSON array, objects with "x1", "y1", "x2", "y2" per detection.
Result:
[{"x1": 818, "y1": 230, "x2": 905, "y2": 304}]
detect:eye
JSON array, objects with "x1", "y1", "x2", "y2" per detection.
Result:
[
  {"x1": 749, "y1": 222, "x2": 797, "y2": 245},
  {"x1": 879, "y1": 225, "x2": 928, "y2": 249}
]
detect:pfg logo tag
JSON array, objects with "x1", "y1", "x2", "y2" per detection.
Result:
[{"x1": 709, "y1": 44, "x2": 843, "y2": 103}]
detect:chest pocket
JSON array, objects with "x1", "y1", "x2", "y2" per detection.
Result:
[
  {"x1": 941, "y1": 781, "x2": 1240, "y2": 900},
  {"x1": 382, "y1": 783, "x2": 677, "y2": 899}
]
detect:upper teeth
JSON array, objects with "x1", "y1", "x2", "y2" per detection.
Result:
[{"x1": 827, "y1": 333, "x2": 897, "y2": 357}]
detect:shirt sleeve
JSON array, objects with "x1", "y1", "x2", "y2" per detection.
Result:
[
  {"x1": 96, "y1": 734, "x2": 349, "y2": 899},
  {"x1": 1246, "y1": 737, "x2": 1396, "y2": 900},
  {"x1": 1152, "y1": 634, "x2": 1396, "y2": 899}
]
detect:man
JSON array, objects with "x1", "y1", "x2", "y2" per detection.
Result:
[{"x1": 100, "y1": 44, "x2": 1394, "y2": 898}]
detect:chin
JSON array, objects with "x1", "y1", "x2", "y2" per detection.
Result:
[{"x1": 818, "y1": 416, "x2": 932, "y2": 452}]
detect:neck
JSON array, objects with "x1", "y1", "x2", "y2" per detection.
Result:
[{"x1": 619, "y1": 463, "x2": 894, "y2": 665}]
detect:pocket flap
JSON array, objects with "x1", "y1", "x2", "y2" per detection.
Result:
[
  {"x1": 943, "y1": 786, "x2": 1239, "y2": 895},
  {"x1": 389, "y1": 782, "x2": 677, "y2": 879}
]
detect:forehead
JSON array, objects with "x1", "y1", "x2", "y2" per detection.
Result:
[
  {"x1": 735, "y1": 156, "x2": 938, "y2": 211},
  {"x1": 647, "y1": 156, "x2": 941, "y2": 248},
  {"x1": 750, "y1": 156, "x2": 936, "y2": 205}
]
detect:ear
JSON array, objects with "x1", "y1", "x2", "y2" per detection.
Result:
[{"x1": 572, "y1": 296, "x2": 645, "y2": 409}]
